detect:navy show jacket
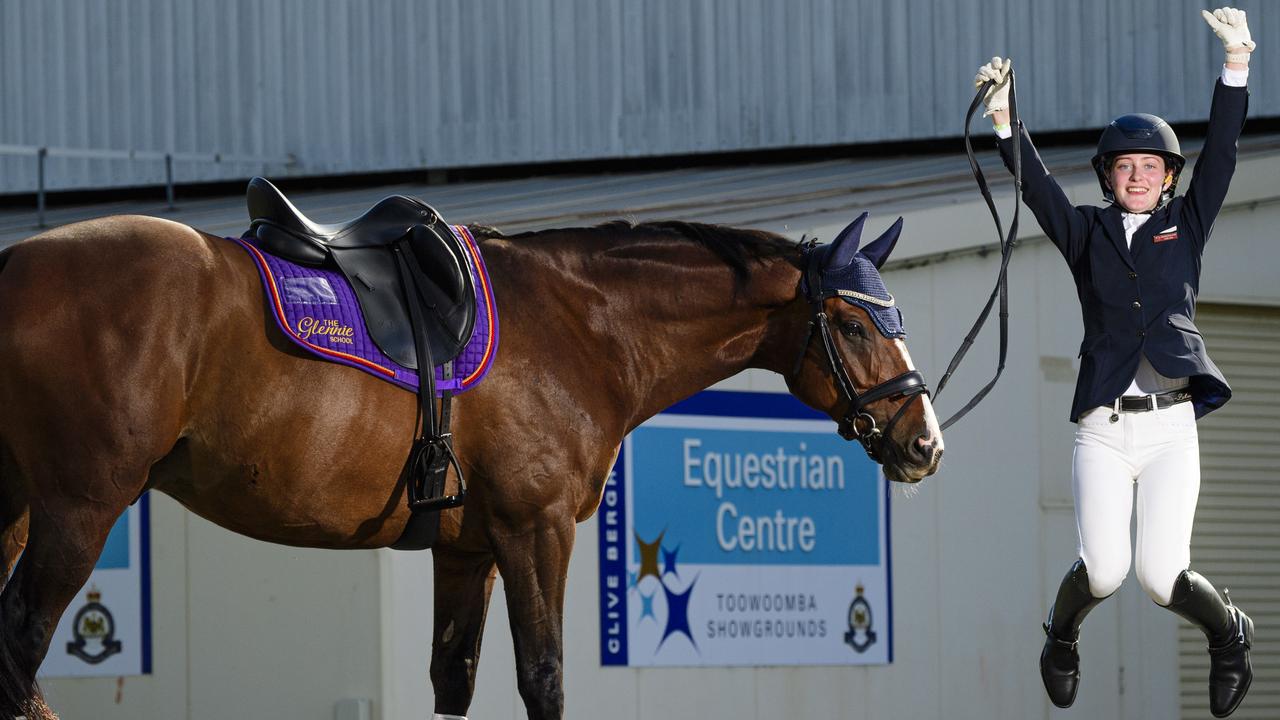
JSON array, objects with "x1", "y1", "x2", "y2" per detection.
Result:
[{"x1": 998, "y1": 81, "x2": 1248, "y2": 422}]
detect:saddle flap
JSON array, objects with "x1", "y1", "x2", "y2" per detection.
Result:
[
  {"x1": 409, "y1": 224, "x2": 470, "y2": 307},
  {"x1": 328, "y1": 224, "x2": 476, "y2": 370},
  {"x1": 406, "y1": 224, "x2": 476, "y2": 361}
]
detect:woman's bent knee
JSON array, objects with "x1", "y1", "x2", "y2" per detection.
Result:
[
  {"x1": 1083, "y1": 557, "x2": 1128, "y2": 598},
  {"x1": 1138, "y1": 565, "x2": 1183, "y2": 606}
]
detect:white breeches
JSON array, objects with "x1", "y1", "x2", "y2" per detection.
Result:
[{"x1": 1072, "y1": 400, "x2": 1200, "y2": 605}]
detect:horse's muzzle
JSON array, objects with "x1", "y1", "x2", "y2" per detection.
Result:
[
  {"x1": 892, "y1": 435, "x2": 944, "y2": 483},
  {"x1": 838, "y1": 419, "x2": 943, "y2": 484}
]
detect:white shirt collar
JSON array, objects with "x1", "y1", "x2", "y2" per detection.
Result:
[
  {"x1": 1120, "y1": 212, "x2": 1153, "y2": 248},
  {"x1": 1122, "y1": 211, "x2": 1152, "y2": 237}
]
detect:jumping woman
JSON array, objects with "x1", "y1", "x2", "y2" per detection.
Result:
[{"x1": 976, "y1": 7, "x2": 1256, "y2": 717}]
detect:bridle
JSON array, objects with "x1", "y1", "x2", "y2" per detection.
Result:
[{"x1": 791, "y1": 242, "x2": 930, "y2": 462}]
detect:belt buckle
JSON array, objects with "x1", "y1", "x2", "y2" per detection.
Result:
[{"x1": 1144, "y1": 394, "x2": 1157, "y2": 412}]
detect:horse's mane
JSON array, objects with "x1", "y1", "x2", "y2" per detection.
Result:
[{"x1": 468, "y1": 220, "x2": 802, "y2": 285}]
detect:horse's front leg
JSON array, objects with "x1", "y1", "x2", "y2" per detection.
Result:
[
  {"x1": 430, "y1": 547, "x2": 497, "y2": 717},
  {"x1": 491, "y1": 506, "x2": 576, "y2": 720}
]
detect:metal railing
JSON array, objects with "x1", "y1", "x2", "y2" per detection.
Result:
[{"x1": 0, "y1": 143, "x2": 296, "y2": 227}]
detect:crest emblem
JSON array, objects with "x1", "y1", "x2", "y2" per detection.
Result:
[
  {"x1": 66, "y1": 586, "x2": 123, "y2": 664},
  {"x1": 843, "y1": 583, "x2": 877, "y2": 653}
]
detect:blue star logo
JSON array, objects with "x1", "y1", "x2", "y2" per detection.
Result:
[
  {"x1": 661, "y1": 544, "x2": 681, "y2": 579},
  {"x1": 639, "y1": 589, "x2": 657, "y2": 622},
  {"x1": 658, "y1": 575, "x2": 698, "y2": 651}
]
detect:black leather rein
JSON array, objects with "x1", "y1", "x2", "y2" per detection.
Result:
[
  {"x1": 785, "y1": 71, "x2": 1021, "y2": 460},
  {"x1": 932, "y1": 70, "x2": 1024, "y2": 430}
]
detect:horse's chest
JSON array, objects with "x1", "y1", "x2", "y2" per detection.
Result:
[{"x1": 581, "y1": 444, "x2": 624, "y2": 522}]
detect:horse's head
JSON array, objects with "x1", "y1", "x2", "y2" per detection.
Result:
[{"x1": 785, "y1": 213, "x2": 943, "y2": 483}]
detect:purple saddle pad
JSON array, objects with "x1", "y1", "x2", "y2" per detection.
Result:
[{"x1": 232, "y1": 225, "x2": 498, "y2": 395}]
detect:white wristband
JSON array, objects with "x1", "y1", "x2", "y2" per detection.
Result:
[{"x1": 1226, "y1": 52, "x2": 1251, "y2": 64}]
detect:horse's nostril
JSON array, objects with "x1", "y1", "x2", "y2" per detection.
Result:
[{"x1": 914, "y1": 434, "x2": 936, "y2": 459}]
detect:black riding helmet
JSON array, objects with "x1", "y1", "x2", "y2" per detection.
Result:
[{"x1": 1090, "y1": 113, "x2": 1186, "y2": 209}]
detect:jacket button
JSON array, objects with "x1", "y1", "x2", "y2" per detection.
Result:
[
  {"x1": 1132, "y1": 301, "x2": 1142, "y2": 310},
  {"x1": 1137, "y1": 330, "x2": 1145, "y2": 338},
  {"x1": 1129, "y1": 272, "x2": 1138, "y2": 280}
]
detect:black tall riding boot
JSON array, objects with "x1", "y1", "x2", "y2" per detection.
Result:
[
  {"x1": 1164, "y1": 570, "x2": 1254, "y2": 718},
  {"x1": 1040, "y1": 560, "x2": 1107, "y2": 708}
]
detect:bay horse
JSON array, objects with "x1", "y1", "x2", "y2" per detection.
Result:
[{"x1": 0, "y1": 205, "x2": 942, "y2": 719}]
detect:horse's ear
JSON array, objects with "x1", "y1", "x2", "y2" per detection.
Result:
[
  {"x1": 826, "y1": 212, "x2": 869, "y2": 269},
  {"x1": 859, "y1": 217, "x2": 904, "y2": 270}
]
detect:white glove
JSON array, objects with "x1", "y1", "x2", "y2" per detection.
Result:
[
  {"x1": 1201, "y1": 7, "x2": 1255, "y2": 62},
  {"x1": 974, "y1": 57, "x2": 1012, "y2": 117}
]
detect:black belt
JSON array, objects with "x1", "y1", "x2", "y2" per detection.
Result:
[{"x1": 1117, "y1": 389, "x2": 1192, "y2": 413}]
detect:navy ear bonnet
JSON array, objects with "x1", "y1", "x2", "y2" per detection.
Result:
[
  {"x1": 824, "y1": 254, "x2": 906, "y2": 339},
  {"x1": 801, "y1": 213, "x2": 907, "y2": 339}
]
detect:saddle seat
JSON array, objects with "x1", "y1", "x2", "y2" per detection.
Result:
[
  {"x1": 247, "y1": 176, "x2": 440, "y2": 262},
  {"x1": 246, "y1": 177, "x2": 476, "y2": 370}
]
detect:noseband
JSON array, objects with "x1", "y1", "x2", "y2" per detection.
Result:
[{"x1": 792, "y1": 243, "x2": 930, "y2": 462}]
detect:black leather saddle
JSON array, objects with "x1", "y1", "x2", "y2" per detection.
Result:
[{"x1": 246, "y1": 177, "x2": 475, "y2": 369}]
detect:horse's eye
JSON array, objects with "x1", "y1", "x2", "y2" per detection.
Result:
[{"x1": 841, "y1": 321, "x2": 865, "y2": 338}]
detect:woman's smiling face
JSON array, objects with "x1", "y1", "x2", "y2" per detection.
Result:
[{"x1": 1107, "y1": 153, "x2": 1173, "y2": 213}]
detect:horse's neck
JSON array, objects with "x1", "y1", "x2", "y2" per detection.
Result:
[{"x1": 560, "y1": 242, "x2": 800, "y2": 430}]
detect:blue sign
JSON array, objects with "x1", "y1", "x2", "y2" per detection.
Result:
[{"x1": 599, "y1": 390, "x2": 892, "y2": 667}]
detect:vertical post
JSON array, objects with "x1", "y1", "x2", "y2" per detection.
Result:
[
  {"x1": 165, "y1": 153, "x2": 175, "y2": 209},
  {"x1": 37, "y1": 147, "x2": 48, "y2": 228}
]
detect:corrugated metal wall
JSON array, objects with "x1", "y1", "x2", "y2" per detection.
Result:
[{"x1": 2, "y1": 0, "x2": 1276, "y2": 193}]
